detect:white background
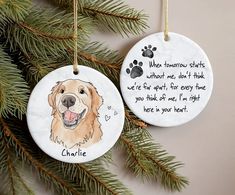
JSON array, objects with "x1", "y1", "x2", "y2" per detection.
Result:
[{"x1": 32, "y1": 0, "x2": 235, "y2": 195}]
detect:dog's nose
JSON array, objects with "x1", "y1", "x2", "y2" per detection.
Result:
[{"x1": 62, "y1": 95, "x2": 76, "y2": 108}]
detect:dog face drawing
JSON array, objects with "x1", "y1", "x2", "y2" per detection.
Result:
[{"x1": 48, "y1": 79, "x2": 103, "y2": 148}]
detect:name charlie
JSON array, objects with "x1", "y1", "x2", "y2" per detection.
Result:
[{"x1": 61, "y1": 148, "x2": 87, "y2": 157}]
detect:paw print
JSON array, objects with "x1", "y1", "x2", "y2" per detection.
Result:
[
  {"x1": 142, "y1": 45, "x2": 157, "y2": 58},
  {"x1": 126, "y1": 60, "x2": 143, "y2": 79}
]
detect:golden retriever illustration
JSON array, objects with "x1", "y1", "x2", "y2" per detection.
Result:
[{"x1": 48, "y1": 79, "x2": 103, "y2": 148}]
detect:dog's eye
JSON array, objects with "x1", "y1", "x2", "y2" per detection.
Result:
[
  {"x1": 79, "y1": 89, "x2": 85, "y2": 94},
  {"x1": 60, "y1": 89, "x2": 64, "y2": 94}
]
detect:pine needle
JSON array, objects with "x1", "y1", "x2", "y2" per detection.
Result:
[
  {"x1": 73, "y1": 42, "x2": 122, "y2": 83},
  {"x1": 50, "y1": 0, "x2": 148, "y2": 36},
  {"x1": 125, "y1": 108, "x2": 148, "y2": 129},
  {"x1": 19, "y1": 54, "x2": 63, "y2": 86},
  {"x1": 0, "y1": 46, "x2": 29, "y2": 119},
  {"x1": 0, "y1": 135, "x2": 34, "y2": 195},
  {"x1": 4, "y1": 8, "x2": 93, "y2": 60},
  {"x1": 19, "y1": 41, "x2": 123, "y2": 86},
  {"x1": 0, "y1": 0, "x2": 31, "y2": 26},
  {"x1": 0, "y1": 118, "x2": 83, "y2": 195},
  {"x1": 60, "y1": 162, "x2": 132, "y2": 195},
  {"x1": 119, "y1": 123, "x2": 189, "y2": 191}
]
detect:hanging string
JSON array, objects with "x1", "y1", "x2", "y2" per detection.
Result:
[
  {"x1": 164, "y1": 0, "x2": 169, "y2": 41},
  {"x1": 73, "y1": 0, "x2": 79, "y2": 75}
]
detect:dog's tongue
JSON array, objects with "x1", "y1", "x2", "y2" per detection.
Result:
[{"x1": 64, "y1": 110, "x2": 77, "y2": 122}]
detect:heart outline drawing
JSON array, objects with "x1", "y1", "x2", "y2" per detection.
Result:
[{"x1": 105, "y1": 115, "x2": 111, "y2": 121}]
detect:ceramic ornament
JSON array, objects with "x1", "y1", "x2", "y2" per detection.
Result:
[
  {"x1": 27, "y1": 65, "x2": 125, "y2": 163},
  {"x1": 120, "y1": 32, "x2": 213, "y2": 127}
]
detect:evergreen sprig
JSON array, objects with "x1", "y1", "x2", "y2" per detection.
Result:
[
  {"x1": 0, "y1": 118, "x2": 83, "y2": 195},
  {"x1": 0, "y1": 135, "x2": 34, "y2": 195},
  {"x1": 0, "y1": 47, "x2": 29, "y2": 119},
  {"x1": 120, "y1": 120, "x2": 189, "y2": 191},
  {"x1": 50, "y1": 0, "x2": 148, "y2": 36},
  {"x1": 4, "y1": 8, "x2": 93, "y2": 59},
  {"x1": 20, "y1": 41, "x2": 122, "y2": 86},
  {"x1": 75, "y1": 42, "x2": 122, "y2": 82},
  {"x1": 0, "y1": 117, "x2": 131, "y2": 195},
  {"x1": 61, "y1": 162, "x2": 131, "y2": 195},
  {"x1": 0, "y1": 0, "x2": 31, "y2": 25},
  {"x1": 19, "y1": 55, "x2": 62, "y2": 86}
]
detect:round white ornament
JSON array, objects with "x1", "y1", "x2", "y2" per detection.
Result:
[
  {"x1": 27, "y1": 65, "x2": 125, "y2": 163},
  {"x1": 120, "y1": 32, "x2": 213, "y2": 127}
]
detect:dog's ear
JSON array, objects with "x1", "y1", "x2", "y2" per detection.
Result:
[
  {"x1": 88, "y1": 83, "x2": 103, "y2": 115},
  {"x1": 48, "y1": 81, "x2": 62, "y2": 115}
]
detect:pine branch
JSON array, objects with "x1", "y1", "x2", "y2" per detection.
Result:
[
  {"x1": 96, "y1": 149, "x2": 113, "y2": 165},
  {"x1": 0, "y1": 46, "x2": 29, "y2": 119},
  {"x1": 4, "y1": 35, "x2": 122, "y2": 89},
  {"x1": 48, "y1": 0, "x2": 73, "y2": 9},
  {"x1": 70, "y1": 42, "x2": 122, "y2": 82},
  {"x1": 50, "y1": 0, "x2": 148, "y2": 36},
  {"x1": 125, "y1": 108, "x2": 148, "y2": 129},
  {"x1": 19, "y1": 54, "x2": 63, "y2": 87},
  {"x1": 17, "y1": 41, "x2": 122, "y2": 87},
  {"x1": 4, "y1": 8, "x2": 93, "y2": 60},
  {"x1": 0, "y1": 135, "x2": 34, "y2": 195},
  {"x1": 0, "y1": 118, "x2": 83, "y2": 195},
  {"x1": 0, "y1": 137, "x2": 17, "y2": 195},
  {"x1": 119, "y1": 124, "x2": 189, "y2": 191},
  {"x1": 0, "y1": 0, "x2": 31, "y2": 27},
  {"x1": 60, "y1": 162, "x2": 132, "y2": 195}
]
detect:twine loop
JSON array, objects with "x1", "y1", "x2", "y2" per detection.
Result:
[
  {"x1": 73, "y1": 0, "x2": 79, "y2": 75},
  {"x1": 164, "y1": 0, "x2": 169, "y2": 41}
]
